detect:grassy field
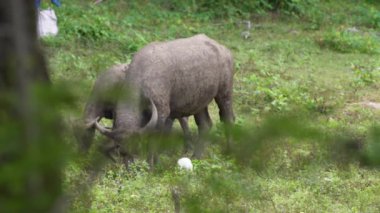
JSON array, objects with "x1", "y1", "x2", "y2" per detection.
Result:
[{"x1": 42, "y1": 0, "x2": 380, "y2": 212}]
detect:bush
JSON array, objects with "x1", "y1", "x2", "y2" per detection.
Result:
[
  {"x1": 353, "y1": 5, "x2": 380, "y2": 28},
  {"x1": 318, "y1": 29, "x2": 380, "y2": 54},
  {"x1": 60, "y1": 13, "x2": 114, "y2": 42},
  {"x1": 351, "y1": 64, "x2": 378, "y2": 88},
  {"x1": 154, "y1": 0, "x2": 319, "y2": 19},
  {"x1": 266, "y1": 0, "x2": 319, "y2": 15},
  {"x1": 235, "y1": 71, "x2": 339, "y2": 115}
]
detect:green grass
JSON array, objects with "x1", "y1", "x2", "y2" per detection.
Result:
[
  {"x1": 319, "y1": 28, "x2": 380, "y2": 54},
  {"x1": 43, "y1": 0, "x2": 380, "y2": 212}
]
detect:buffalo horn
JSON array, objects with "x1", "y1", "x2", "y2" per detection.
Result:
[{"x1": 140, "y1": 99, "x2": 158, "y2": 132}]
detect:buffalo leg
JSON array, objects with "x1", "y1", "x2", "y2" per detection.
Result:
[
  {"x1": 215, "y1": 92, "x2": 235, "y2": 154},
  {"x1": 99, "y1": 139, "x2": 135, "y2": 169},
  {"x1": 193, "y1": 108, "x2": 212, "y2": 159},
  {"x1": 162, "y1": 117, "x2": 193, "y2": 154},
  {"x1": 147, "y1": 103, "x2": 171, "y2": 169},
  {"x1": 99, "y1": 139, "x2": 118, "y2": 163},
  {"x1": 120, "y1": 148, "x2": 135, "y2": 169},
  {"x1": 178, "y1": 117, "x2": 192, "y2": 152},
  {"x1": 77, "y1": 101, "x2": 103, "y2": 152},
  {"x1": 158, "y1": 116, "x2": 193, "y2": 153},
  {"x1": 75, "y1": 124, "x2": 95, "y2": 152}
]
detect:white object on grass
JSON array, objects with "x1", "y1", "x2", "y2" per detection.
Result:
[
  {"x1": 177, "y1": 157, "x2": 193, "y2": 171},
  {"x1": 38, "y1": 8, "x2": 58, "y2": 37}
]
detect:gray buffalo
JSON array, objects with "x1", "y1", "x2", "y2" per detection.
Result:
[
  {"x1": 77, "y1": 64, "x2": 193, "y2": 159},
  {"x1": 77, "y1": 63, "x2": 129, "y2": 152},
  {"x1": 95, "y1": 34, "x2": 234, "y2": 164}
]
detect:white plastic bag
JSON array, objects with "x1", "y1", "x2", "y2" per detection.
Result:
[
  {"x1": 37, "y1": 8, "x2": 58, "y2": 37},
  {"x1": 177, "y1": 157, "x2": 193, "y2": 171}
]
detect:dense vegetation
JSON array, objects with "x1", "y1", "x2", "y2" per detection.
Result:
[{"x1": 35, "y1": 0, "x2": 380, "y2": 211}]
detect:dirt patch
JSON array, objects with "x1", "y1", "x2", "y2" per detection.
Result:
[{"x1": 352, "y1": 101, "x2": 380, "y2": 110}]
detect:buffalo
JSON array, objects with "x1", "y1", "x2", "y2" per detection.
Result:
[
  {"x1": 77, "y1": 63, "x2": 193, "y2": 162},
  {"x1": 95, "y1": 34, "x2": 234, "y2": 165}
]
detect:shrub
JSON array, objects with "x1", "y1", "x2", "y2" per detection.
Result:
[
  {"x1": 350, "y1": 64, "x2": 378, "y2": 89},
  {"x1": 234, "y1": 72, "x2": 338, "y2": 115},
  {"x1": 353, "y1": 5, "x2": 380, "y2": 29},
  {"x1": 60, "y1": 14, "x2": 114, "y2": 42},
  {"x1": 318, "y1": 29, "x2": 380, "y2": 54},
  {"x1": 154, "y1": 0, "x2": 320, "y2": 19},
  {"x1": 266, "y1": 0, "x2": 319, "y2": 15}
]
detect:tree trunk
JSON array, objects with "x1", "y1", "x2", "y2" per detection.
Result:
[{"x1": 0, "y1": 1, "x2": 65, "y2": 212}]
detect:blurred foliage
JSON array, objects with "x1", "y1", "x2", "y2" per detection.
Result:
[
  {"x1": 7, "y1": 0, "x2": 379, "y2": 212},
  {"x1": 363, "y1": 126, "x2": 380, "y2": 166},
  {"x1": 0, "y1": 1, "x2": 75, "y2": 212},
  {"x1": 353, "y1": 5, "x2": 380, "y2": 29},
  {"x1": 350, "y1": 64, "x2": 379, "y2": 89},
  {"x1": 0, "y1": 83, "x2": 74, "y2": 212},
  {"x1": 155, "y1": 0, "x2": 320, "y2": 18},
  {"x1": 318, "y1": 28, "x2": 380, "y2": 54},
  {"x1": 235, "y1": 72, "x2": 339, "y2": 114}
]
